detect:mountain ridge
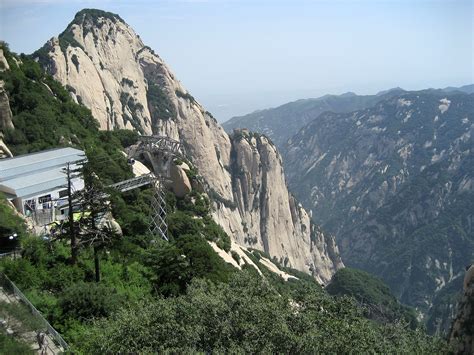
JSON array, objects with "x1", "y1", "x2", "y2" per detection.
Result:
[{"x1": 223, "y1": 85, "x2": 473, "y2": 150}]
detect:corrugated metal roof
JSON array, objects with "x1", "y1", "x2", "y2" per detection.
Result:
[
  {"x1": 0, "y1": 148, "x2": 86, "y2": 199},
  {"x1": 0, "y1": 147, "x2": 85, "y2": 182}
]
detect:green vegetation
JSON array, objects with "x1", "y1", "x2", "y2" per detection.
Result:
[
  {"x1": 327, "y1": 268, "x2": 418, "y2": 328},
  {"x1": 0, "y1": 301, "x2": 44, "y2": 333},
  {"x1": 119, "y1": 92, "x2": 145, "y2": 133},
  {"x1": 0, "y1": 196, "x2": 26, "y2": 239},
  {"x1": 205, "y1": 110, "x2": 217, "y2": 123},
  {"x1": 147, "y1": 82, "x2": 176, "y2": 122},
  {"x1": 208, "y1": 188, "x2": 237, "y2": 210},
  {"x1": 0, "y1": 43, "x2": 448, "y2": 353},
  {"x1": 175, "y1": 89, "x2": 196, "y2": 103},
  {"x1": 0, "y1": 332, "x2": 33, "y2": 354},
  {"x1": 0, "y1": 298, "x2": 44, "y2": 354},
  {"x1": 0, "y1": 43, "x2": 133, "y2": 184},
  {"x1": 77, "y1": 271, "x2": 447, "y2": 354},
  {"x1": 71, "y1": 54, "x2": 79, "y2": 72},
  {"x1": 33, "y1": 9, "x2": 123, "y2": 65},
  {"x1": 120, "y1": 77, "x2": 134, "y2": 87},
  {"x1": 71, "y1": 8, "x2": 124, "y2": 26}
]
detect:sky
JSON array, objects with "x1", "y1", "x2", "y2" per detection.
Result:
[{"x1": 1, "y1": 0, "x2": 473, "y2": 122}]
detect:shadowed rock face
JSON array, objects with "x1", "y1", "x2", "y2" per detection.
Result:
[
  {"x1": 449, "y1": 266, "x2": 474, "y2": 354},
  {"x1": 34, "y1": 9, "x2": 343, "y2": 283}
]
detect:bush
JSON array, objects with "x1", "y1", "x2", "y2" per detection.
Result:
[
  {"x1": 0, "y1": 196, "x2": 26, "y2": 238},
  {"x1": 58, "y1": 282, "x2": 123, "y2": 322},
  {"x1": 231, "y1": 251, "x2": 240, "y2": 265},
  {"x1": 0, "y1": 332, "x2": 33, "y2": 354},
  {"x1": 145, "y1": 235, "x2": 235, "y2": 297},
  {"x1": 326, "y1": 268, "x2": 418, "y2": 328},
  {"x1": 79, "y1": 270, "x2": 447, "y2": 354}
]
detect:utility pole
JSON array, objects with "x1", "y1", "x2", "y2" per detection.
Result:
[
  {"x1": 65, "y1": 162, "x2": 78, "y2": 265},
  {"x1": 88, "y1": 183, "x2": 101, "y2": 283}
]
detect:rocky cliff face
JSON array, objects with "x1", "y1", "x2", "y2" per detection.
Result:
[
  {"x1": 34, "y1": 9, "x2": 343, "y2": 283},
  {"x1": 449, "y1": 266, "x2": 474, "y2": 354},
  {"x1": 284, "y1": 90, "x2": 474, "y2": 323},
  {"x1": 0, "y1": 81, "x2": 14, "y2": 132},
  {"x1": 221, "y1": 130, "x2": 343, "y2": 282},
  {"x1": 0, "y1": 49, "x2": 14, "y2": 158}
]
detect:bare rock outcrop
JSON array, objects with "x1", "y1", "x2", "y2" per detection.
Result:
[
  {"x1": 449, "y1": 265, "x2": 474, "y2": 354},
  {"x1": 35, "y1": 9, "x2": 343, "y2": 283},
  {"x1": 0, "y1": 50, "x2": 14, "y2": 158},
  {"x1": 0, "y1": 80, "x2": 14, "y2": 131},
  {"x1": 0, "y1": 49, "x2": 9, "y2": 72},
  {"x1": 170, "y1": 164, "x2": 192, "y2": 198},
  {"x1": 0, "y1": 135, "x2": 13, "y2": 159}
]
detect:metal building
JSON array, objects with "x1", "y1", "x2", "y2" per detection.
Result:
[{"x1": 0, "y1": 147, "x2": 86, "y2": 225}]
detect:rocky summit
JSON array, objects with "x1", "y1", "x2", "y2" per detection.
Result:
[{"x1": 33, "y1": 9, "x2": 343, "y2": 283}]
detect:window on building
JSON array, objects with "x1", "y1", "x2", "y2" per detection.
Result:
[
  {"x1": 24, "y1": 199, "x2": 36, "y2": 213},
  {"x1": 38, "y1": 194, "x2": 52, "y2": 203},
  {"x1": 59, "y1": 190, "x2": 68, "y2": 198}
]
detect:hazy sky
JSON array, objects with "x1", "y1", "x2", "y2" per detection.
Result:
[{"x1": 1, "y1": 0, "x2": 473, "y2": 121}]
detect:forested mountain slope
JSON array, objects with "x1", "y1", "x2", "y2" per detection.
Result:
[{"x1": 284, "y1": 90, "x2": 474, "y2": 330}]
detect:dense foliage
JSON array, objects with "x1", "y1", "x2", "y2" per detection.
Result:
[
  {"x1": 327, "y1": 268, "x2": 418, "y2": 327},
  {"x1": 78, "y1": 271, "x2": 448, "y2": 354},
  {"x1": 0, "y1": 332, "x2": 33, "y2": 354}
]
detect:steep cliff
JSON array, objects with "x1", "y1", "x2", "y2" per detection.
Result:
[
  {"x1": 284, "y1": 90, "x2": 474, "y2": 322},
  {"x1": 0, "y1": 48, "x2": 14, "y2": 158},
  {"x1": 449, "y1": 265, "x2": 474, "y2": 354},
  {"x1": 33, "y1": 9, "x2": 343, "y2": 283}
]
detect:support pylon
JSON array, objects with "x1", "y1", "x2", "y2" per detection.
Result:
[
  {"x1": 126, "y1": 135, "x2": 185, "y2": 242},
  {"x1": 149, "y1": 177, "x2": 168, "y2": 241}
]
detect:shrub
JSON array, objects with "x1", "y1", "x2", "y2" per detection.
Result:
[
  {"x1": 71, "y1": 54, "x2": 79, "y2": 72},
  {"x1": 0, "y1": 332, "x2": 33, "y2": 354},
  {"x1": 231, "y1": 251, "x2": 240, "y2": 265},
  {"x1": 58, "y1": 282, "x2": 124, "y2": 322}
]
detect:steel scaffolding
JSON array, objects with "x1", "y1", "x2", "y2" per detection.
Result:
[{"x1": 127, "y1": 136, "x2": 184, "y2": 241}]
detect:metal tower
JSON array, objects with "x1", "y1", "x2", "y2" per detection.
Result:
[{"x1": 127, "y1": 136, "x2": 184, "y2": 241}]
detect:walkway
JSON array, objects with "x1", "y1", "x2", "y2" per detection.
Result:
[{"x1": 0, "y1": 285, "x2": 63, "y2": 354}]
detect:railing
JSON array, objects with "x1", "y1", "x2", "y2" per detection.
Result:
[
  {"x1": 0, "y1": 272, "x2": 69, "y2": 351},
  {"x1": 0, "y1": 248, "x2": 20, "y2": 258},
  {"x1": 108, "y1": 173, "x2": 154, "y2": 192}
]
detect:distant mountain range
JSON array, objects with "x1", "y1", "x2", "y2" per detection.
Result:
[
  {"x1": 223, "y1": 85, "x2": 474, "y2": 150},
  {"x1": 225, "y1": 86, "x2": 473, "y2": 334}
]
